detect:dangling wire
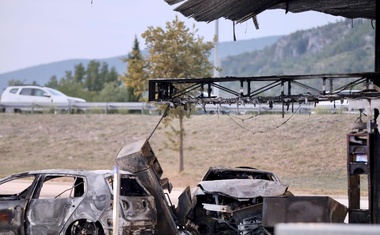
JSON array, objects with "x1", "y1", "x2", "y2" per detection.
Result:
[
  {"x1": 233, "y1": 21, "x2": 237, "y2": 41},
  {"x1": 231, "y1": 113, "x2": 260, "y2": 122},
  {"x1": 147, "y1": 103, "x2": 171, "y2": 141},
  {"x1": 371, "y1": 19, "x2": 375, "y2": 29},
  {"x1": 222, "y1": 103, "x2": 302, "y2": 135}
]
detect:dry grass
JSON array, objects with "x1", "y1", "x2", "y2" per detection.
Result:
[{"x1": 0, "y1": 112, "x2": 361, "y2": 195}]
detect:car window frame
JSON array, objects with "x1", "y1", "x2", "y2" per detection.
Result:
[
  {"x1": 19, "y1": 88, "x2": 33, "y2": 96},
  {"x1": 33, "y1": 88, "x2": 49, "y2": 97},
  {"x1": 9, "y1": 88, "x2": 19, "y2": 94},
  {"x1": 34, "y1": 174, "x2": 87, "y2": 199}
]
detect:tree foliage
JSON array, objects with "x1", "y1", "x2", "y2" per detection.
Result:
[
  {"x1": 123, "y1": 16, "x2": 215, "y2": 172},
  {"x1": 45, "y1": 61, "x2": 130, "y2": 102},
  {"x1": 119, "y1": 36, "x2": 144, "y2": 101},
  {"x1": 142, "y1": 16, "x2": 214, "y2": 79},
  {"x1": 8, "y1": 79, "x2": 35, "y2": 86}
]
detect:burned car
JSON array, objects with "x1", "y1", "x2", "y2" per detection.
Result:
[
  {"x1": 180, "y1": 167, "x2": 292, "y2": 235},
  {"x1": 0, "y1": 169, "x2": 156, "y2": 235},
  {"x1": 113, "y1": 139, "x2": 347, "y2": 235}
]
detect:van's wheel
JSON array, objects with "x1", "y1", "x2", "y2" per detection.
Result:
[{"x1": 69, "y1": 220, "x2": 102, "y2": 235}]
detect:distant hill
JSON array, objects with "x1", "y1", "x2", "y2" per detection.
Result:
[
  {"x1": 0, "y1": 36, "x2": 281, "y2": 92},
  {"x1": 1, "y1": 19, "x2": 375, "y2": 95},
  {"x1": 217, "y1": 19, "x2": 375, "y2": 95},
  {"x1": 0, "y1": 57, "x2": 127, "y2": 93},
  {"x1": 221, "y1": 19, "x2": 375, "y2": 76}
]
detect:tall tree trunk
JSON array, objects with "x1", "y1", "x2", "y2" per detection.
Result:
[{"x1": 179, "y1": 112, "x2": 184, "y2": 172}]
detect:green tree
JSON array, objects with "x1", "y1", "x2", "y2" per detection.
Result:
[
  {"x1": 8, "y1": 79, "x2": 26, "y2": 86},
  {"x1": 46, "y1": 60, "x2": 123, "y2": 102},
  {"x1": 106, "y1": 67, "x2": 120, "y2": 85},
  {"x1": 120, "y1": 35, "x2": 146, "y2": 101},
  {"x1": 127, "y1": 17, "x2": 215, "y2": 172},
  {"x1": 94, "y1": 81, "x2": 134, "y2": 102},
  {"x1": 74, "y1": 63, "x2": 86, "y2": 84},
  {"x1": 85, "y1": 60, "x2": 101, "y2": 92},
  {"x1": 56, "y1": 70, "x2": 90, "y2": 100},
  {"x1": 99, "y1": 63, "x2": 109, "y2": 90},
  {"x1": 46, "y1": 76, "x2": 59, "y2": 88}
]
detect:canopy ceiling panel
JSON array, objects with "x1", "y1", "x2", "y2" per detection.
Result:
[{"x1": 165, "y1": 0, "x2": 376, "y2": 23}]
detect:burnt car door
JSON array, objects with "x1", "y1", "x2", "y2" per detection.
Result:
[
  {"x1": 25, "y1": 174, "x2": 86, "y2": 234},
  {"x1": 0, "y1": 174, "x2": 38, "y2": 235}
]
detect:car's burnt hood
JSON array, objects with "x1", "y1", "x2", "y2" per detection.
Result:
[{"x1": 198, "y1": 179, "x2": 288, "y2": 199}]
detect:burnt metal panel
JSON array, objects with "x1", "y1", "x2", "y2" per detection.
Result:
[
  {"x1": 175, "y1": 186, "x2": 192, "y2": 226},
  {"x1": 350, "y1": 209, "x2": 370, "y2": 224},
  {"x1": 115, "y1": 138, "x2": 178, "y2": 235},
  {"x1": 0, "y1": 199, "x2": 28, "y2": 235},
  {"x1": 231, "y1": 203, "x2": 263, "y2": 223},
  {"x1": 116, "y1": 139, "x2": 163, "y2": 178},
  {"x1": 27, "y1": 198, "x2": 76, "y2": 234},
  {"x1": 198, "y1": 179, "x2": 288, "y2": 199},
  {"x1": 262, "y1": 196, "x2": 348, "y2": 227}
]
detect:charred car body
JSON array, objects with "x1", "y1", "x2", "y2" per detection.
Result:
[
  {"x1": 115, "y1": 139, "x2": 348, "y2": 235},
  {"x1": 0, "y1": 169, "x2": 156, "y2": 235},
  {"x1": 181, "y1": 167, "x2": 292, "y2": 235},
  {"x1": 0, "y1": 139, "x2": 348, "y2": 235}
]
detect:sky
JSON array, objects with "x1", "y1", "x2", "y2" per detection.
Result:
[{"x1": 0, "y1": 0, "x2": 343, "y2": 74}]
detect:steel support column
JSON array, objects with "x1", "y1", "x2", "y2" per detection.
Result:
[
  {"x1": 372, "y1": 128, "x2": 380, "y2": 224},
  {"x1": 370, "y1": 1, "x2": 380, "y2": 224},
  {"x1": 376, "y1": 1, "x2": 380, "y2": 74}
]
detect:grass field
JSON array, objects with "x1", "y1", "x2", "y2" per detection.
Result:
[{"x1": 0, "y1": 112, "x2": 365, "y2": 195}]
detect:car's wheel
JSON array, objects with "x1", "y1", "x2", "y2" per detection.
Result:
[{"x1": 69, "y1": 220, "x2": 103, "y2": 235}]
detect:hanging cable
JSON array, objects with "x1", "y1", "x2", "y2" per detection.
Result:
[
  {"x1": 231, "y1": 113, "x2": 260, "y2": 122},
  {"x1": 222, "y1": 104, "x2": 302, "y2": 135},
  {"x1": 147, "y1": 103, "x2": 171, "y2": 141}
]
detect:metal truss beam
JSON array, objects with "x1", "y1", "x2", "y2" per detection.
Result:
[{"x1": 149, "y1": 72, "x2": 380, "y2": 107}]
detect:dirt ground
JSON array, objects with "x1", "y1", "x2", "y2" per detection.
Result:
[{"x1": 0, "y1": 112, "x2": 362, "y2": 195}]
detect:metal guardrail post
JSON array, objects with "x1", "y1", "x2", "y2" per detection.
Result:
[{"x1": 113, "y1": 165, "x2": 120, "y2": 235}]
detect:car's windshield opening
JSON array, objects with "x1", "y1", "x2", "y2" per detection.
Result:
[
  {"x1": 203, "y1": 170, "x2": 275, "y2": 181},
  {"x1": 0, "y1": 175, "x2": 36, "y2": 198}
]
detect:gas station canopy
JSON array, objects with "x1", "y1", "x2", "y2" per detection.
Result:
[{"x1": 164, "y1": 0, "x2": 376, "y2": 23}]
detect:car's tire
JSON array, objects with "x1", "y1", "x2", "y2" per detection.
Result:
[{"x1": 68, "y1": 219, "x2": 104, "y2": 235}]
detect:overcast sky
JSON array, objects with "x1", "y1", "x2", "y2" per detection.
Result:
[{"x1": 0, "y1": 0, "x2": 342, "y2": 74}]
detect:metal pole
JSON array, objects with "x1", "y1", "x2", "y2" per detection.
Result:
[
  {"x1": 371, "y1": 1, "x2": 380, "y2": 222},
  {"x1": 113, "y1": 165, "x2": 120, "y2": 235},
  {"x1": 375, "y1": 1, "x2": 380, "y2": 73},
  {"x1": 213, "y1": 20, "x2": 220, "y2": 97},
  {"x1": 371, "y1": 1, "x2": 380, "y2": 220},
  {"x1": 281, "y1": 80, "x2": 284, "y2": 118}
]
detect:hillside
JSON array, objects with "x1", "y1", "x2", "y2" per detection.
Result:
[
  {"x1": 1, "y1": 19, "x2": 375, "y2": 97},
  {"x1": 0, "y1": 112, "x2": 361, "y2": 195},
  {"x1": 218, "y1": 19, "x2": 375, "y2": 96},
  {"x1": 0, "y1": 36, "x2": 280, "y2": 92},
  {"x1": 221, "y1": 19, "x2": 375, "y2": 76}
]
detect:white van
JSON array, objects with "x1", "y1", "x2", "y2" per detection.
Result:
[{"x1": 0, "y1": 85, "x2": 86, "y2": 112}]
